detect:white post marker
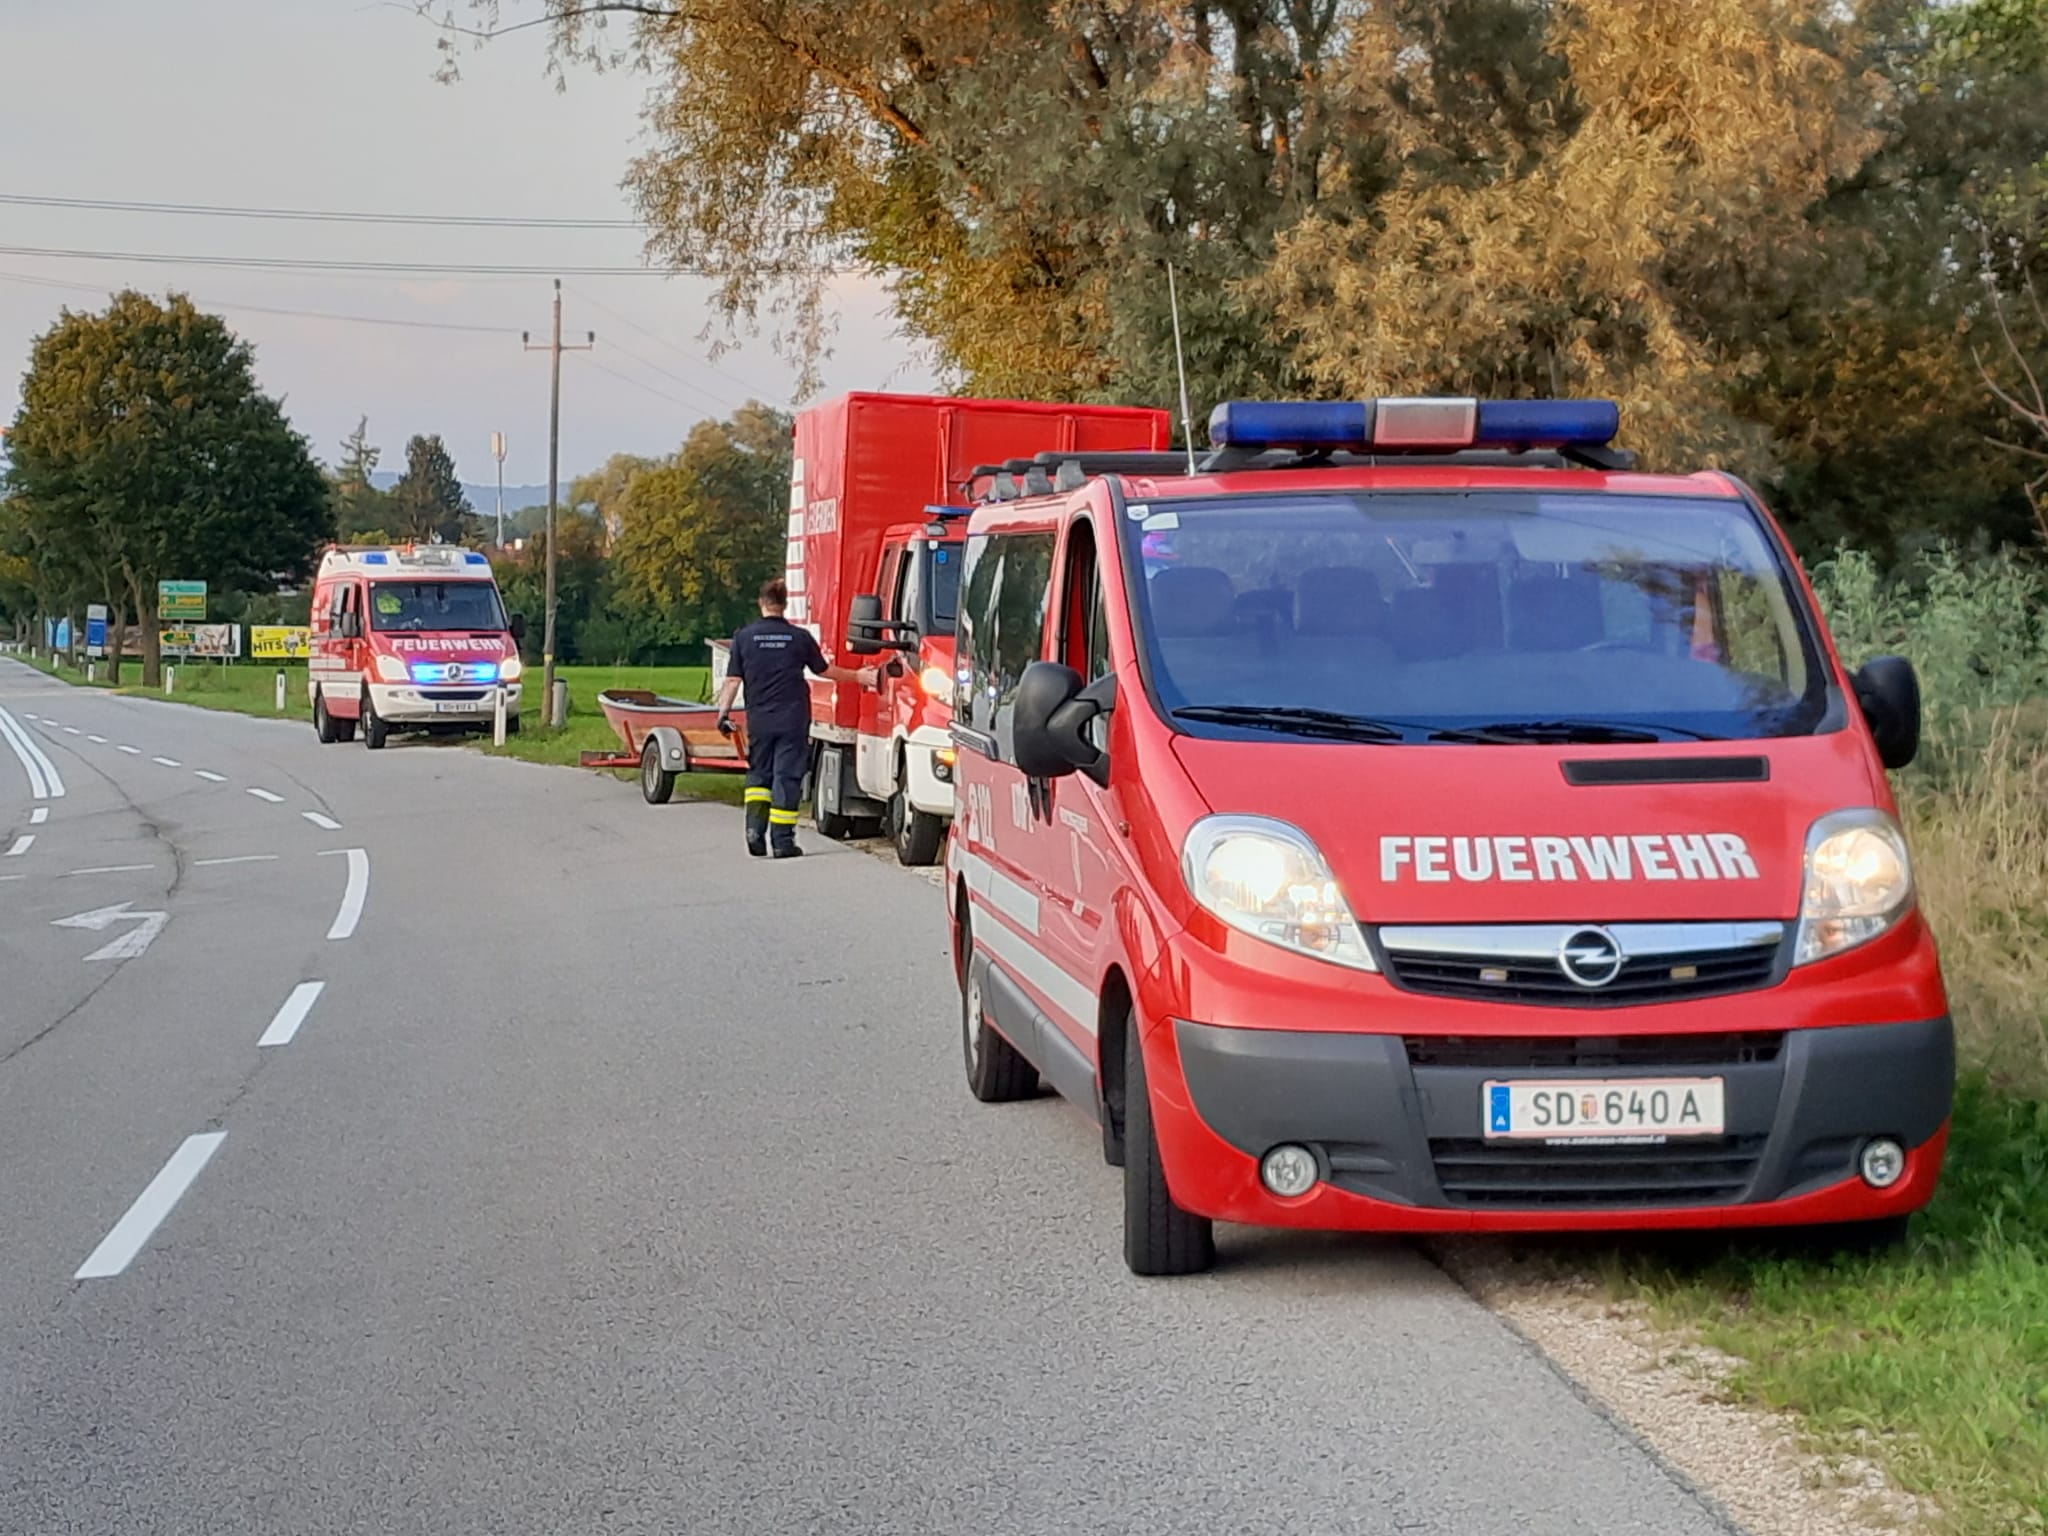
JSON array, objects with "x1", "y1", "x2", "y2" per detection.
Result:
[
  {"x1": 274, "y1": 670, "x2": 286, "y2": 712},
  {"x1": 86, "y1": 662, "x2": 95, "y2": 683},
  {"x1": 73, "y1": 1132, "x2": 226, "y2": 1280},
  {"x1": 258, "y1": 981, "x2": 325, "y2": 1047},
  {"x1": 321, "y1": 847, "x2": 369, "y2": 940},
  {"x1": 165, "y1": 665, "x2": 175, "y2": 694},
  {"x1": 493, "y1": 684, "x2": 507, "y2": 746}
]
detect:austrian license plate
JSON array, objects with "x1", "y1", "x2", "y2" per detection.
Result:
[
  {"x1": 1483, "y1": 1077, "x2": 1725, "y2": 1141},
  {"x1": 432, "y1": 701, "x2": 479, "y2": 715}
]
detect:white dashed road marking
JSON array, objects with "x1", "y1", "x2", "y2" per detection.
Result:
[
  {"x1": 5, "y1": 835, "x2": 32, "y2": 857},
  {"x1": 321, "y1": 848, "x2": 369, "y2": 941},
  {"x1": 257, "y1": 982, "x2": 325, "y2": 1047},
  {"x1": 153, "y1": 756, "x2": 180, "y2": 767},
  {"x1": 193, "y1": 854, "x2": 278, "y2": 867},
  {"x1": 246, "y1": 788, "x2": 285, "y2": 804},
  {"x1": 302, "y1": 811, "x2": 341, "y2": 831},
  {"x1": 194, "y1": 771, "x2": 227, "y2": 783},
  {"x1": 117, "y1": 745, "x2": 140, "y2": 755},
  {"x1": 73, "y1": 1133, "x2": 226, "y2": 1280},
  {"x1": 66, "y1": 864, "x2": 155, "y2": 876},
  {"x1": 31, "y1": 808, "x2": 48, "y2": 825},
  {"x1": 87, "y1": 735, "x2": 106, "y2": 744},
  {"x1": 63, "y1": 727, "x2": 81, "y2": 735}
]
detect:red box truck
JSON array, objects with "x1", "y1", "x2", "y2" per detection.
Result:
[{"x1": 788, "y1": 392, "x2": 1171, "y2": 863}]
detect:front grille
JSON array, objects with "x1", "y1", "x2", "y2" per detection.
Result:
[
  {"x1": 1404, "y1": 1032, "x2": 1783, "y2": 1070},
  {"x1": 1383, "y1": 942, "x2": 1778, "y2": 1007},
  {"x1": 1430, "y1": 1135, "x2": 1767, "y2": 1207}
]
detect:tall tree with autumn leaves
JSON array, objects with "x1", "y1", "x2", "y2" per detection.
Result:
[{"x1": 435, "y1": 0, "x2": 2047, "y2": 559}]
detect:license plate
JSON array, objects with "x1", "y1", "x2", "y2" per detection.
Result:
[
  {"x1": 1483, "y1": 1077, "x2": 1725, "y2": 1140},
  {"x1": 432, "y1": 701, "x2": 479, "y2": 715}
]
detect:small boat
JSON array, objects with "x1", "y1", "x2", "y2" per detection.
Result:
[{"x1": 590, "y1": 688, "x2": 748, "y2": 804}]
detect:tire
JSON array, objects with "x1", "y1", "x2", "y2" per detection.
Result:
[
  {"x1": 640, "y1": 738, "x2": 676, "y2": 805},
  {"x1": 313, "y1": 691, "x2": 338, "y2": 744},
  {"x1": 889, "y1": 783, "x2": 945, "y2": 866},
  {"x1": 1795, "y1": 1214, "x2": 1913, "y2": 1257},
  {"x1": 1122, "y1": 1014, "x2": 1215, "y2": 1276},
  {"x1": 811, "y1": 745, "x2": 854, "y2": 840},
  {"x1": 361, "y1": 692, "x2": 388, "y2": 751},
  {"x1": 958, "y1": 910, "x2": 1038, "y2": 1103},
  {"x1": 336, "y1": 714, "x2": 357, "y2": 743},
  {"x1": 505, "y1": 714, "x2": 521, "y2": 737}
]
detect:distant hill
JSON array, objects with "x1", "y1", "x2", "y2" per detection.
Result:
[{"x1": 367, "y1": 471, "x2": 554, "y2": 512}]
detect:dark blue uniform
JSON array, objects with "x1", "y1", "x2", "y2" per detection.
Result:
[{"x1": 730, "y1": 616, "x2": 826, "y2": 854}]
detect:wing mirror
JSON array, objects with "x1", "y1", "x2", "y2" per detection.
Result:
[
  {"x1": 1852, "y1": 655, "x2": 1921, "y2": 771},
  {"x1": 339, "y1": 612, "x2": 362, "y2": 639},
  {"x1": 1012, "y1": 661, "x2": 1114, "y2": 786},
  {"x1": 846, "y1": 593, "x2": 918, "y2": 655}
]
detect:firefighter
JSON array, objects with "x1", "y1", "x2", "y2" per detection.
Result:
[{"x1": 716, "y1": 578, "x2": 877, "y2": 859}]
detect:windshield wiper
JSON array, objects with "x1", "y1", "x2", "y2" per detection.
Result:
[
  {"x1": 1172, "y1": 705, "x2": 1409, "y2": 742},
  {"x1": 1428, "y1": 719, "x2": 1719, "y2": 745}
]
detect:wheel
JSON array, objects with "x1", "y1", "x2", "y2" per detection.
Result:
[
  {"x1": 1794, "y1": 1214, "x2": 1912, "y2": 1257},
  {"x1": 889, "y1": 783, "x2": 945, "y2": 866},
  {"x1": 640, "y1": 738, "x2": 676, "y2": 805},
  {"x1": 313, "y1": 691, "x2": 338, "y2": 744},
  {"x1": 505, "y1": 714, "x2": 521, "y2": 737},
  {"x1": 1122, "y1": 1013, "x2": 1215, "y2": 1276},
  {"x1": 360, "y1": 692, "x2": 388, "y2": 751},
  {"x1": 336, "y1": 714, "x2": 357, "y2": 743},
  {"x1": 958, "y1": 910, "x2": 1038, "y2": 1103},
  {"x1": 811, "y1": 746, "x2": 854, "y2": 840}
]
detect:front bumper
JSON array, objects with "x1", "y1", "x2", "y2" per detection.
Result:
[
  {"x1": 1155, "y1": 1015, "x2": 1953, "y2": 1231},
  {"x1": 368, "y1": 681, "x2": 521, "y2": 724},
  {"x1": 904, "y1": 725, "x2": 957, "y2": 817}
]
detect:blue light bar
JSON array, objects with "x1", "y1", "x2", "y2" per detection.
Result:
[
  {"x1": 1474, "y1": 399, "x2": 1619, "y2": 448},
  {"x1": 1207, "y1": 397, "x2": 1621, "y2": 453},
  {"x1": 362, "y1": 551, "x2": 389, "y2": 564},
  {"x1": 1208, "y1": 401, "x2": 1368, "y2": 450},
  {"x1": 465, "y1": 552, "x2": 490, "y2": 566},
  {"x1": 923, "y1": 504, "x2": 974, "y2": 519}
]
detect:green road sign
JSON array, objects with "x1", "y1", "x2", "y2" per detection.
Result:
[{"x1": 158, "y1": 580, "x2": 207, "y2": 622}]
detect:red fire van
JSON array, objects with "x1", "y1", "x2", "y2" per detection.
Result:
[{"x1": 946, "y1": 397, "x2": 1950, "y2": 1275}]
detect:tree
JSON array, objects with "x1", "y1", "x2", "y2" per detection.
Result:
[
  {"x1": 4, "y1": 290, "x2": 332, "y2": 684},
  {"x1": 331, "y1": 415, "x2": 396, "y2": 542},
  {"x1": 570, "y1": 452, "x2": 659, "y2": 548},
  {"x1": 388, "y1": 433, "x2": 474, "y2": 543},
  {"x1": 609, "y1": 402, "x2": 791, "y2": 645}
]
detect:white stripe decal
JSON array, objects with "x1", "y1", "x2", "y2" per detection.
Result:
[
  {"x1": 973, "y1": 907, "x2": 1098, "y2": 1035},
  {"x1": 954, "y1": 847, "x2": 1041, "y2": 935}
]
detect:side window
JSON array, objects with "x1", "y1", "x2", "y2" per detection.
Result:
[
  {"x1": 1058, "y1": 522, "x2": 1110, "y2": 682},
  {"x1": 879, "y1": 547, "x2": 905, "y2": 621},
  {"x1": 959, "y1": 531, "x2": 1057, "y2": 758},
  {"x1": 896, "y1": 542, "x2": 924, "y2": 633}
]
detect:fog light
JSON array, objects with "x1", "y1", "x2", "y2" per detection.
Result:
[
  {"x1": 1859, "y1": 1137, "x2": 1906, "y2": 1189},
  {"x1": 1259, "y1": 1143, "x2": 1318, "y2": 1199}
]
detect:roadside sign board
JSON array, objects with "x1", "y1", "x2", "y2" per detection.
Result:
[
  {"x1": 251, "y1": 625, "x2": 312, "y2": 660},
  {"x1": 85, "y1": 604, "x2": 109, "y2": 658},
  {"x1": 160, "y1": 624, "x2": 240, "y2": 659},
  {"x1": 158, "y1": 580, "x2": 207, "y2": 622}
]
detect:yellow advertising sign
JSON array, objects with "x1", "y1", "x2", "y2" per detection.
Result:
[{"x1": 252, "y1": 625, "x2": 313, "y2": 660}]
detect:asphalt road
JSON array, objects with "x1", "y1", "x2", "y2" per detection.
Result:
[{"x1": 0, "y1": 656, "x2": 1741, "y2": 1536}]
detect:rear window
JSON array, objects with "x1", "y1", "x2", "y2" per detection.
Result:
[{"x1": 1122, "y1": 490, "x2": 1828, "y2": 743}]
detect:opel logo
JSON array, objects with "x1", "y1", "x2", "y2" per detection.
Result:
[{"x1": 1558, "y1": 927, "x2": 1625, "y2": 988}]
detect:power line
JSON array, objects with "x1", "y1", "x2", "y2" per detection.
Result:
[
  {"x1": 0, "y1": 245, "x2": 705, "y2": 276},
  {"x1": 0, "y1": 269, "x2": 520, "y2": 335},
  {"x1": 566, "y1": 285, "x2": 795, "y2": 409},
  {"x1": 585, "y1": 356, "x2": 713, "y2": 412},
  {"x1": 0, "y1": 192, "x2": 642, "y2": 230}
]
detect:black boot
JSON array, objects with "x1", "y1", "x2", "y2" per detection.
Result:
[
  {"x1": 745, "y1": 801, "x2": 769, "y2": 858},
  {"x1": 771, "y1": 842, "x2": 804, "y2": 859}
]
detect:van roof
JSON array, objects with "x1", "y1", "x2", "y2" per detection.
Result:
[{"x1": 317, "y1": 544, "x2": 497, "y2": 578}]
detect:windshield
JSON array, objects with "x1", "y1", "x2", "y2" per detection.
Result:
[
  {"x1": 1123, "y1": 490, "x2": 1828, "y2": 742},
  {"x1": 367, "y1": 580, "x2": 507, "y2": 633}
]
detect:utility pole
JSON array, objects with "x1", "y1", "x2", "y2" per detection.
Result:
[
  {"x1": 490, "y1": 431, "x2": 507, "y2": 547},
  {"x1": 523, "y1": 280, "x2": 593, "y2": 725}
]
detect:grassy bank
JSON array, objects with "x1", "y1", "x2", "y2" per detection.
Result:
[{"x1": 1610, "y1": 549, "x2": 2048, "y2": 1534}]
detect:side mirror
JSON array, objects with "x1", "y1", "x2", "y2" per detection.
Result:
[
  {"x1": 509, "y1": 613, "x2": 527, "y2": 642},
  {"x1": 339, "y1": 612, "x2": 361, "y2": 639},
  {"x1": 1013, "y1": 661, "x2": 1114, "y2": 785},
  {"x1": 846, "y1": 593, "x2": 885, "y2": 656},
  {"x1": 1853, "y1": 655, "x2": 1921, "y2": 771}
]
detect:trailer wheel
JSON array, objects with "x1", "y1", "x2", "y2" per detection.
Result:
[
  {"x1": 889, "y1": 784, "x2": 945, "y2": 866},
  {"x1": 313, "y1": 691, "x2": 338, "y2": 745},
  {"x1": 958, "y1": 909, "x2": 1037, "y2": 1104},
  {"x1": 1122, "y1": 1011, "x2": 1215, "y2": 1277},
  {"x1": 640, "y1": 738, "x2": 676, "y2": 805},
  {"x1": 360, "y1": 692, "x2": 389, "y2": 751}
]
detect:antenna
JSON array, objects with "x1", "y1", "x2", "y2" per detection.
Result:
[{"x1": 1165, "y1": 262, "x2": 1198, "y2": 474}]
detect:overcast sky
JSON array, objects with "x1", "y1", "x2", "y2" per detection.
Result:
[{"x1": 0, "y1": 0, "x2": 939, "y2": 490}]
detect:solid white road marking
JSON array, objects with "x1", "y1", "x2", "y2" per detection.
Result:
[
  {"x1": 257, "y1": 981, "x2": 325, "y2": 1047},
  {"x1": 117, "y1": 744, "x2": 140, "y2": 755},
  {"x1": 0, "y1": 704, "x2": 63, "y2": 798},
  {"x1": 193, "y1": 854, "x2": 278, "y2": 867},
  {"x1": 5, "y1": 835, "x2": 32, "y2": 857},
  {"x1": 193, "y1": 770, "x2": 227, "y2": 783},
  {"x1": 73, "y1": 1132, "x2": 226, "y2": 1280},
  {"x1": 321, "y1": 848, "x2": 369, "y2": 941},
  {"x1": 246, "y1": 787, "x2": 285, "y2": 803},
  {"x1": 66, "y1": 864, "x2": 156, "y2": 875},
  {"x1": 31, "y1": 807, "x2": 48, "y2": 825},
  {"x1": 51, "y1": 901, "x2": 169, "y2": 961},
  {"x1": 153, "y1": 756, "x2": 180, "y2": 767},
  {"x1": 301, "y1": 811, "x2": 341, "y2": 831}
]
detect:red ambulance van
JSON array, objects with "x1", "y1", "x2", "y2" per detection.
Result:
[
  {"x1": 786, "y1": 393, "x2": 1170, "y2": 863},
  {"x1": 308, "y1": 543, "x2": 525, "y2": 749},
  {"x1": 946, "y1": 398, "x2": 1950, "y2": 1275}
]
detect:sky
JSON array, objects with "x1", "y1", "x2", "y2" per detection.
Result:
[{"x1": 0, "y1": 0, "x2": 940, "y2": 489}]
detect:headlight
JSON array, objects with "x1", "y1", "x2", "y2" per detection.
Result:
[
  {"x1": 920, "y1": 665, "x2": 952, "y2": 698},
  {"x1": 500, "y1": 655, "x2": 524, "y2": 681},
  {"x1": 374, "y1": 655, "x2": 409, "y2": 683},
  {"x1": 1794, "y1": 809, "x2": 1914, "y2": 964},
  {"x1": 1181, "y1": 815, "x2": 1377, "y2": 972}
]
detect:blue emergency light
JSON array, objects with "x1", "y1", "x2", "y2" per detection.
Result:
[
  {"x1": 923, "y1": 504, "x2": 973, "y2": 519},
  {"x1": 1207, "y1": 398, "x2": 1620, "y2": 453},
  {"x1": 465, "y1": 552, "x2": 490, "y2": 566},
  {"x1": 361, "y1": 551, "x2": 389, "y2": 564}
]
